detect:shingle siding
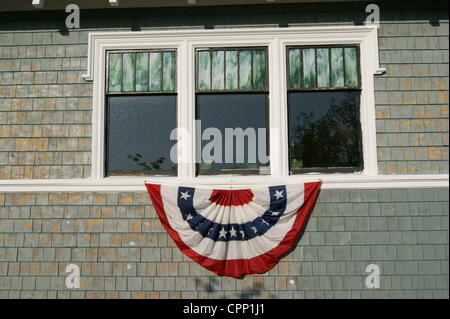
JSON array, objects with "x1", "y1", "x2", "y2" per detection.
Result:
[
  {"x1": 376, "y1": 15, "x2": 449, "y2": 174},
  {"x1": 0, "y1": 188, "x2": 447, "y2": 298},
  {"x1": 0, "y1": 0, "x2": 448, "y2": 299},
  {"x1": 0, "y1": 1, "x2": 448, "y2": 178}
]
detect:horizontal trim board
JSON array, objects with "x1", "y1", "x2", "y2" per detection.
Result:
[{"x1": 0, "y1": 175, "x2": 448, "y2": 192}]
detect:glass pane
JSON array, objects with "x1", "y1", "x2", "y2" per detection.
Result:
[
  {"x1": 225, "y1": 51, "x2": 238, "y2": 90},
  {"x1": 197, "y1": 93, "x2": 269, "y2": 175},
  {"x1": 302, "y1": 49, "x2": 316, "y2": 88},
  {"x1": 330, "y1": 48, "x2": 344, "y2": 87},
  {"x1": 149, "y1": 52, "x2": 162, "y2": 91},
  {"x1": 288, "y1": 91, "x2": 363, "y2": 173},
  {"x1": 106, "y1": 95, "x2": 177, "y2": 176},
  {"x1": 211, "y1": 51, "x2": 225, "y2": 90},
  {"x1": 135, "y1": 52, "x2": 149, "y2": 92},
  {"x1": 316, "y1": 48, "x2": 330, "y2": 88},
  {"x1": 288, "y1": 49, "x2": 301, "y2": 89},
  {"x1": 238, "y1": 51, "x2": 252, "y2": 90},
  {"x1": 252, "y1": 50, "x2": 266, "y2": 90},
  {"x1": 197, "y1": 51, "x2": 211, "y2": 91},
  {"x1": 163, "y1": 51, "x2": 176, "y2": 91},
  {"x1": 122, "y1": 53, "x2": 135, "y2": 92},
  {"x1": 344, "y1": 47, "x2": 358, "y2": 87},
  {"x1": 108, "y1": 53, "x2": 122, "y2": 92}
]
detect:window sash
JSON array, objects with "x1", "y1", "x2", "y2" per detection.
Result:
[
  {"x1": 104, "y1": 94, "x2": 178, "y2": 177},
  {"x1": 287, "y1": 90, "x2": 364, "y2": 174},
  {"x1": 106, "y1": 49, "x2": 177, "y2": 94},
  {"x1": 195, "y1": 47, "x2": 269, "y2": 93},
  {"x1": 195, "y1": 92, "x2": 270, "y2": 176},
  {"x1": 286, "y1": 45, "x2": 361, "y2": 91}
]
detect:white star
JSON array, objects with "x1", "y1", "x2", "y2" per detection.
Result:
[
  {"x1": 229, "y1": 226, "x2": 237, "y2": 238},
  {"x1": 239, "y1": 230, "x2": 245, "y2": 238},
  {"x1": 180, "y1": 191, "x2": 191, "y2": 200},
  {"x1": 219, "y1": 227, "x2": 227, "y2": 239},
  {"x1": 261, "y1": 219, "x2": 269, "y2": 226},
  {"x1": 186, "y1": 214, "x2": 193, "y2": 220},
  {"x1": 271, "y1": 211, "x2": 280, "y2": 216},
  {"x1": 251, "y1": 226, "x2": 258, "y2": 233},
  {"x1": 274, "y1": 190, "x2": 284, "y2": 200}
]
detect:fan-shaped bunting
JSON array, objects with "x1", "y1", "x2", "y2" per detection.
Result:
[{"x1": 145, "y1": 182, "x2": 321, "y2": 278}]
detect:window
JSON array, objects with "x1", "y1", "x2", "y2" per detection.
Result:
[
  {"x1": 105, "y1": 50, "x2": 177, "y2": 176},
  {"x1": 85, "y1": 26, "x2": 382, "y2": 183},
  {"x1": 195, "y1": 48, "x2": 270, "y2": 175},
  {"x1": 287, "y1": 46, "x2": 363, "y2": 174}
]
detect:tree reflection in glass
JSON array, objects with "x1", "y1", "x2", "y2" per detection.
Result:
[{"x1": 289, "y1": 90, "x2": 363, "y2": 173}]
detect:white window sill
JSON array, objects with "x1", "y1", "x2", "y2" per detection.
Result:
[{"x1": 0, "y1": 174, "x2": 447, "y2": 192}]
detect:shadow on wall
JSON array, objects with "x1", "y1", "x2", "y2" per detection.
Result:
[
  {"x1": 196, "y1": 277, "x2": 278, "y2": 299},
  {"x1": 0, "y1": 1, "x2": 446, "y2": 33}
]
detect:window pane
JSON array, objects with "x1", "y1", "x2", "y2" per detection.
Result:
[
  {"x1": 288, "y1": 48, "x2": 301, "y2": 89},
  {"x1": 162, "y1": 51, "x2": 176, "y2": 91},
  {"x1": 238, "y1": 51, "x2": 252, "y2": 90},
  {"x1": 196, "y1": 93, "x2": 269, "y2": 175},
  {"x1": 302, "y1": 48, "x2": 316, "y2": 88},
  {"x1": 252, "y1": 50, "x2": 266, "y2": 90},
  {"x1": 288, "y1": 91, "x2": 363, "y2": 173},
  {"x1": 135, "y1": 52, "x2": 149, "y2": 91},
  {"x1": 149, "y1": 52, "x2": 162, "y2": 91},
  {"x1": 122, "y1": 53, "x2": 136, "y2": 92},
  {"x1": 197, "y1": 51, "x2": 211, "y2": 91},
  {"x1": 225, "y1": 51, "x2": 238, "y2": 90},
  {"x1": 106, "y1": 95, "x2": 177, "y2": 176},
  {"x1": 330, "y1": 48, "x2": 344, "y2": 87},
  {"x1": 288, "y1": 46, "x2": 359, "y2": 90},
  {"x1": 344, "y1": 47, "x2": 358, "y2": 87},
  {"x1": 211, "y1": 51, "x2": 225, "y2": 90},
  {"x1": 197, "y1": 48, "x2": 267, "y2": 92},
  {"x1": 108, "y1": 53, "x2": 122, "y2": 92},
  {"x1": 316, "y1": 48, "x2": 330, "y2": 88}
]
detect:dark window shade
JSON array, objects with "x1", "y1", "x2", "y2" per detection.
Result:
[
  {"x1": 196, "y1": 93, "x2": 269, "y2": 175},
  {"x1": 288, "y1": 90, "x2": 363, "y2": 174},
  {"x1": 105, "y1": 95, "x2": 177, "y2": 176}
]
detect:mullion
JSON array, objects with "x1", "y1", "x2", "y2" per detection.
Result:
[
  {"x1": 300, "y1": 49, "x2": 304, "y2": 89},
  {"x1": 342, "y1": 47, "x2": 347, "y2": 88},
  {"x1": 328, "y1": 47, "x2": 332, "y2": 87},
  {"x1": 250, "y1": 50, "x2": 254, "y2": 90},
  {"x1": 314, "y1": 48, "x2": 318, "y2": 88},
  {"x1": 160, "y1": 51, "x2": 164, "y2": 92},
  {"x1": 224, "y1": 50, "x2": 227, "y2": 90}
]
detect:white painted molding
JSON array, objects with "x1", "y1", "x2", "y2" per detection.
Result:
[
  {"x1": 32, "y1": 0, "x2": 45, "y2": 8},
  {"x1": 0, "y1": 175, "x2": 448, "y2": 192}
]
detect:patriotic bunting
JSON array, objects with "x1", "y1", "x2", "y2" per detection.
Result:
[{"x1": 145, "y1": 182, "x2": 321, "y2": 278}]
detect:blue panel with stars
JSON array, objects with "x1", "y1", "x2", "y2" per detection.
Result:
[{"x1": 177, "y1": 185, "x2": 287, "y2": 242}]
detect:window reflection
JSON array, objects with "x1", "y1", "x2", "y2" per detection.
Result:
[
  {"x1": 196, "y1": 93, "x2": 270, "y2": 175},
  {"x1": 106, "y1": 95, "x2": 177, "y2": 176},
  {"x1": 288, "y1": 90, "x2": 363, "y2": 173}
]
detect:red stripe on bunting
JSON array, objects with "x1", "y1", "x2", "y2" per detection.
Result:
[
  {"x1": 209, "y1": 188, "x2": 254, "y2": 206},
  {"x1": 145, "y1": 182, "x2": 321, "y2": 278}
]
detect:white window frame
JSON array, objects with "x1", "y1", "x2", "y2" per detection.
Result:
[
  {"x1": 1, "y1": 26, "x2": 448, "y2": 191},
  {"x1": 86, "y1": 26, "x2": 382, "y2": 183}
]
